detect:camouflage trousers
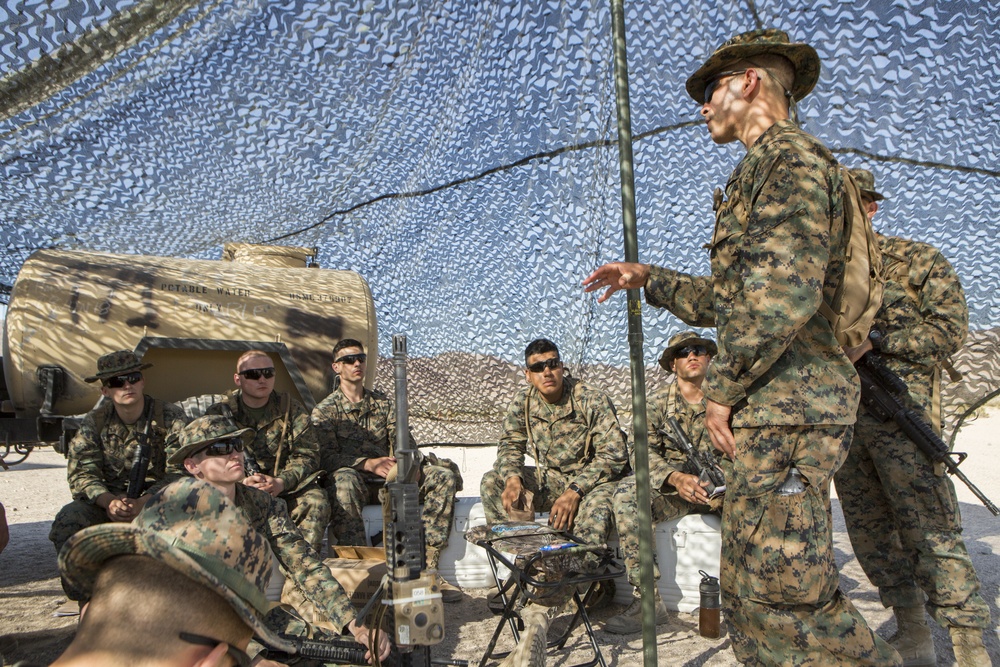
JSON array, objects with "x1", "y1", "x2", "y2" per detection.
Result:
[
  {"x1": 326, "y1": 460, "x2": 458, "y2": 562},
  {"x1": 723, "y1": 425, "x2": 899, "y2": 666},
  {"x1": 282, "y1": 483, "x2": 331, "y2": 554},
  {"x1": 480, "y1": 467, "x2": 617, "y2": 548},
  {"x1": 612, "y1": 475, "x2": 721, "y2": 588},
  {"x1": 835, "y1": 410, "x2": 991, "y2": 629},
  {"x1": 49, "y1": 499, "x2": 116, "y2": 600}
]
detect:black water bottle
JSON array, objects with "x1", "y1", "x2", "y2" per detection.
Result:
[{"x1": 699, "y1": 570, "x2": 721, "y2": 639}]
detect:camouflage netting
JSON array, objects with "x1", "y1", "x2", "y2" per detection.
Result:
[{"x1": 2, "y1": 0, "x2": 998, "y2": 443}]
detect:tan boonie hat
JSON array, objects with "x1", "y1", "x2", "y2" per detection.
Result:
[
  {"x1": 686, "y1": 28, "x2": 821, "y2": 104},
  {"x1": 659, "y1": 331, "x2": 718, "y2": 371},
  {"x1": 848, "y1": 168, "x2": 885, "y2": 201},
  {"x1": 84, "y1": 350, "x2": 153, "y2": 383},
  {"x1": 168, "y1": 414, "x2": 255, "y2": 466},
  {"x1": 58, "y1": 476, "x2": 291, "y2": 652}
]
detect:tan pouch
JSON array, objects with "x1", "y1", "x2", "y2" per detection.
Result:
[{"x1": 508, "y1": 489, "x2": 535, "y2": 521}]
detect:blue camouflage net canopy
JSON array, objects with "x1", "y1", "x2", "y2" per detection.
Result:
[{"x1": 2, "y1": 0, "x2": 998, "y2": 441}]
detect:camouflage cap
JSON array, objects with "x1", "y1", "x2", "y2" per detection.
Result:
[
  {"x1": 848, "y1": 168, "x2": 885, "y2": 201},
  {"x1": 58, "y1": 477, "x2": 293, "y2": 652},
  {"x1": 685, "y1": 28, "x2": 821, "y2": 104},
  {"x1": 84, "y1": 350, "x2": 153, "y2": 383},
  {"x1": 659, "y1": 330, "x2": 718, "y2": 371},
  {"x1": 168, "y1": 414, "x2": 255, "y2": 466}
]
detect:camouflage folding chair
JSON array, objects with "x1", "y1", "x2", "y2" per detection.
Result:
[{"x1": 466, "y1": 521, "x2": 623, "y2": 667}]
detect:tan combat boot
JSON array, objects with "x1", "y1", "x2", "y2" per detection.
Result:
[
  {"x1": 890, "y1": 606, "x2": 936, "y2": 667},
  {"x1": 425, "y1": 546, "x2": 463, "y2": 603},
  {"x1": 949, "y1": 626, "x2": 990, "y2": 667}
]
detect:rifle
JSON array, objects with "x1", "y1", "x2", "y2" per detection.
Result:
[
  {"x1": 856, "y1": 351, "x2": 999, "y2": 516},
  {"x1": 264, "y1": 635, "x2": 368, "y2": 664},
  {"x1": 219, "y1": 402, "x2": 261, "y2": 476},
  {"x1": 126, "y1": 403, "x2": 153, "y2": 499},
  {"x1": 660, "y1": 417, "x2": 726, "y2": 498}
]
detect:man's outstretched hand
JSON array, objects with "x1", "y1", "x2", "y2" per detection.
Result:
[{"x1": 583, "y1": 262, "x2": 651, "y2": 303}]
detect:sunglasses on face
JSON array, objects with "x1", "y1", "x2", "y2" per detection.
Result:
[
  {"x1": 334, "y1": 353, "x2": 367, "y2": 365},
  {"x1": 675, "y1": 345, "x2": 709, "y2": 359},
  {"x1": 178, "y1": 632, "x2": 250, "y2": 667},
  {"x1": 104, "y1": 372, "x2": 142, "y2": 388},
  {"x1": 238, "y1": 367, "x2": 275, "y2": 380},
  {"x1": 527, "y1": 358, "x2": 562, "y2": 373},
  {"x1": 703, "y1": 69, "x2": 748, "y2": 104},
  {"x1": 198, "y1": 438, "x2": 245, "y2": 457}
]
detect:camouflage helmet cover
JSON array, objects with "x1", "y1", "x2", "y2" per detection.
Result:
[
  {"x1": 84, "y1": 350, "x2": 153, "y2": 383},
  {"x1": 659, "y1": 331, "x2": 718, "y2": 371},
  {"x1": 58, "y1": 476, "x2": 292, "y2": 652},
  {"x1": 168, "y1": 414, "x2": 255, "y2": 466},
  {"x1": 685, "y1": 28, "x2": 821, "y2": 104}
]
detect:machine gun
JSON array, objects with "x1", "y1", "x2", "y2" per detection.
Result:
[
  {"x1": 660, "y1": 417, "x2": 726, "y2": 498},
  {"x1": 125, "y1": 406, "x2": 153, "y2": 499},
  {"x1": 856, "y1": 351, "x2": 999, "y2": 516},
  {"x1": 384, "y1": 334, "x2": 444, "y2": 665}
]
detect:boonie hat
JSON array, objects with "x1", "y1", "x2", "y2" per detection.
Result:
[
  {"x1": 686, "y1": 28, "x2": 820, "y2": 104},
  {"x1": 58, "y1": 476, "x2": 292, "y2": 652},
  {"x1": 659, "y1": 331, "x2": 718, "y2": 371},
  {"x1": 848, "y1": 168, "x2": 885, "y2": 201},
  {"x1": 84, "y1": 350, "x2": 153, "y2": 383},
  {"x1": 168, "y1": 414, "x2": 255, "y2": 466}
]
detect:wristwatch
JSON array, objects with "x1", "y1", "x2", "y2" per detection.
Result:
[{"x1": 568, "y1": 483, "x2": 585, "y2": 499}]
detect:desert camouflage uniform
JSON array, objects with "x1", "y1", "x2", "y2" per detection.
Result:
[
  {"x1": 232, "y1": 483, "x2": 355, "y2": 639},
  {"x1": 49, "y1": 396, "x2": 188, "y2": 599},
  {"x1": 834, "y1": 234, "x2": 990, "y2": 631},
  {"x1": 207, "y1": 390, "x2": 329, "y2": 552},
  {"x1": 311, "y1": 387, "x2": 461, "y2": 567},
  {"x1": 645, "y1": 121, "x2": 898, "y2": 664},
  {"x1": 481, "y1": 376, "x2": 628, "y2": 550},
  {"x1": 613, "y1": 381, "x2": 730, "y2": 587}
]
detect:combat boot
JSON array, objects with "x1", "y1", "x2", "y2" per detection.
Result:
[
  {"x1": 604, "y1": 588, "x2": 670, "y2": 635},
  {"x1": 949, "y1": 626, "x2": 990, "y2": 667},
  {"x1": 425, "y1": 545, "x2": 463, "y2": 603},
  {"x1": 890, "y1": 606, "x2": 935, "y2": 667},
  {"x1": 499, "y1": 604, "x2": 548, "y2": 667}
]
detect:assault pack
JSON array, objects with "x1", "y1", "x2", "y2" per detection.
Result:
[{"x1": 818, "y1": 165, "x2": 885, "y2": 348}]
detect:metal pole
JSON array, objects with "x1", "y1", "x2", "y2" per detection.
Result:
[{"x1": 608, "y1": 0, "x2": 656, "y2": 664}]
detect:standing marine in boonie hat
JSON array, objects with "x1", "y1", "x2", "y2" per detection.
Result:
[
  {"x1": 49, "y1": 349, "x2": 190, "y2": 604},
  {"x1": 584, "y1": 27, "x2": 898, "y2": 666}
]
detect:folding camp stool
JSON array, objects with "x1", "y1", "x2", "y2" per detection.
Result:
[{"x1": 467, "y1": 522, "x2": 624, "y2": 667}]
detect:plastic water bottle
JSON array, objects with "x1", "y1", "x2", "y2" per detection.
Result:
[{"x1": 699, "y1": 570, "x2": 721, "y2": 639}]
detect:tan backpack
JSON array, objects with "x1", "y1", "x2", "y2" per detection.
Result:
[{"x1": 818, "y1": 165, "x2": 885, "y2": 348}]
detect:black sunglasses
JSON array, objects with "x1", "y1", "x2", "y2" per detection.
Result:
[
  {"x1": 238, "y1": 367, "x2": 275, "y2": 380},
  {"x1": 527, "y1": 358, "x2": 562, "y2": 373},
  {"x1": 334, "y1": 353, "x2": 367, "y2": 365},
  {"x1": 198, "y1": 438, "x2": 245, "y2": 457},
  {"x1": 178, "y1": 631, "x2": 250, "y2": 667},
  {"x1": 675, "y1": 345, "x2": 709, "y2": 359},
  {"x1": 104, "y1": 372, "x2": 143, "y2": 388},
  {"x1": 703, "y1": 69, "x2": 748, "y2": 104}
]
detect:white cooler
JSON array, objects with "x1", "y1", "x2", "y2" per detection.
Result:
[{"x1": 610, "y1": 512, "x2": 722, "y2": 612}]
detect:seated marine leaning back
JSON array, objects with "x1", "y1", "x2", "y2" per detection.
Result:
[{"x1": 168, "y1": 414, "x2": 390, "y2": 665}]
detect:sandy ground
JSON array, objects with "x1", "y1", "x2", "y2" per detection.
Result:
[{"x1": 2, "y1": 410, "x2": 999, "y2": 666}]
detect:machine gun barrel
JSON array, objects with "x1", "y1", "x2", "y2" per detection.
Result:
[{"x1": 856, "y1": 352, "x2": 999, "y2": 516}]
